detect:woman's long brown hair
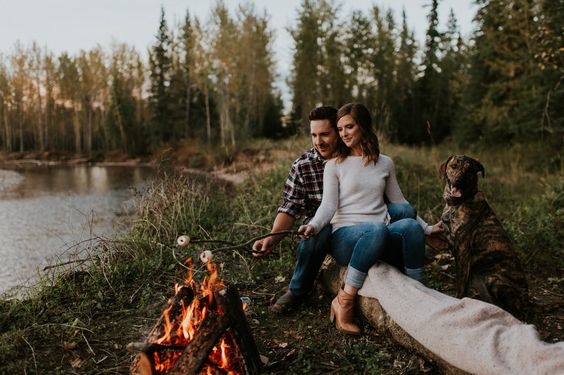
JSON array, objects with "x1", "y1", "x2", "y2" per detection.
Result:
[{"x1": 335, "y1": 103, "x2": 380, "y2": 165}]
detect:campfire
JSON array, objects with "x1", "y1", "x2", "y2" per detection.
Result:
[{"x1": 129, "y1": 236, "x2": 261, "y2": 375}]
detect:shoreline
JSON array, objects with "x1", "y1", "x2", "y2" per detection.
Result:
[{"x1": 0, "y1": 151, "x2": 152, "y2": 168}]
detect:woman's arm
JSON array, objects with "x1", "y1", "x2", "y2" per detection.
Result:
[
  {"x1": 384, "y1": 157, "x2": 442, "y2": 235},
  {"x1": 383, "y1": 156, "x2": 409, "y2": 204},
  {"x1": 304, "y1": 160, "x2": 339, "y2": 234}
]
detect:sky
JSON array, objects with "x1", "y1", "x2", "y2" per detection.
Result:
[{"x1": 0, "y1": 0, "x2": 477, "y2": 102}]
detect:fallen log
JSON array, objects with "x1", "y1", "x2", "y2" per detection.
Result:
[
  {"x1": 319, "y1": 258, "x2": 564, "y2": 375},
  {"x1": 318, "y1": 257, "x2": 470, "y2": 375}
]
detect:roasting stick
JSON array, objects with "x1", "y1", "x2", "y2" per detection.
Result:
[
  {"x1": 172, "y1": 230, "x2": 300, "y2": 272},
  {"x1": 177, "y1": 230, "x2": 299, "y2": 253}
]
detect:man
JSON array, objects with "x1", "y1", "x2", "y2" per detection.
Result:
[{"x1": 252, "y1": 105, "x2": 340, "y2": 313}]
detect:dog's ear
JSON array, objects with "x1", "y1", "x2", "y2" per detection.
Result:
[
  {"x1": 439, "y1": 155, "x2": 454, "y2": 180},
  {"x1": 472, "y1": 158, "x2": 485, "y2": 178}
]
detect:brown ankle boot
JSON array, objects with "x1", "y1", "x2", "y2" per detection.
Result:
[{"x1": 330, "y1": 289, "x2": 361, "y2": 335}]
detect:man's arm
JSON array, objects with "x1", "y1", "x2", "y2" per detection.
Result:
[{"x1": 252, "y1": 212, "x2": 296, "y2": 257}]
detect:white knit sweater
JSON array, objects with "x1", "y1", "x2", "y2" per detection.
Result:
[{"x1": 308, "y1": 154, "x2": 431, "y2": 234}]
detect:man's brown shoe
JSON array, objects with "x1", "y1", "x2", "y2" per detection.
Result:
[{"x1": 270, "y1": 290, "x2": 304, "y2": 314}]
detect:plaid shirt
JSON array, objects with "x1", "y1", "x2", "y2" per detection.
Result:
[{"x1": 277, "y1": 148, "x2": 325, "y2": 222}]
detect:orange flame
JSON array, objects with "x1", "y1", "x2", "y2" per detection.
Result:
[
  {"x1": 219, "y1": 338, "x2": 229, "y2": 369},
  {"x1": 149, "y1": 257, "x2": 239, "y2": 374}
]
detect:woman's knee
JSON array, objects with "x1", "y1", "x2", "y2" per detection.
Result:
[
  {"x1": 359, "y1": 223, "x2": 389, "y2": 245},
  {"x1": 388, "y1": 203, "x2": 417, "y2": 221},
  {"x1": 360, "y1": 222, "x2": 388, "y2": 235},
  {"x1": 355, "y1": 223, "x2": 389, "y2": 257},
  {"x1": 391, "y1": 218, "x2": 424, "y2": 240}
]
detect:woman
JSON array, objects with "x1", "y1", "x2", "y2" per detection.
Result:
[{"x1": 298, "y1": 103, "x2": 441, "y2": 335}]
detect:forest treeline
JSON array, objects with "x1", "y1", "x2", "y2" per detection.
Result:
[{"x1": 0, "y1": 0, "x2": 561, "y2": 155}]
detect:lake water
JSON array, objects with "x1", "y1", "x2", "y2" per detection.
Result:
[{"x1": 0, "y1": 165, "x2": 155, "y2": 295}]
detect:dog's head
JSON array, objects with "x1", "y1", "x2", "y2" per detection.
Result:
[{"x1": 439, "y1": 155, "x2": 485, "y2": 205}]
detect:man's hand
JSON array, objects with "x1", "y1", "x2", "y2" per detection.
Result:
[
  {"x1": 297, "y1": 224, "x2": 315, "y2": 239},
  {"x1": 252, "y1": 237, "x2": 276, "y2": 257},
  {"x1": 253, "y1": 212, "x2": 295, "y2": 257}
]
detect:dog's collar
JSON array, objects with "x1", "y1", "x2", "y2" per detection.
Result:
[
  {"x1": 444, "y1": 194, "x2": 466, "y2": 206},
  {"x1": 444, "y1": 189, "x2": 484, "y2": 206}
]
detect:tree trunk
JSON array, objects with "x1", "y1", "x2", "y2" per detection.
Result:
[
  {"x1": 1, "y1": 101, "x2": 10, "y2": 152},
  {"x1": 205, "y1": 85, "x2": 211, "y2": 145},
  {"x1": 18, "y1": 110, "x2": 23, "y2": 153},
  {"x1": 319, "y1": 258, "x2": 470, "y2": 375},
  {"x1": 35, "y1": 79, "x2": 44, "y2": 151},
  {"x1": 73, "y1": 105, "x2": 82, "y2": 153},
  {"x1": 85, "y1": 103, "x2": 92, "y2": 156},
  {"x1": 185, "y1": 81, "x2": 191, "y2": 138}
]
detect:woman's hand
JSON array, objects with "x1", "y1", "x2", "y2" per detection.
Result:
[
  {"x1": 429, "y1": 221, "x2": 445, "y2": 235},
  {"x1": 297, "y1": 224, "x2": 315, "y2": 239}
]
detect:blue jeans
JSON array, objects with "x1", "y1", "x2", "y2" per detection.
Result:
[
  {"x1": 288, "y1": 224, "x2": 332, "y2": 297},
  {"x1": 329, "y1": 203, "x2": 425, "y2": 288}
]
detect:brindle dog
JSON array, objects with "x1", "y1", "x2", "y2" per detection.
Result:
[{"x1": 428, "y1": 155, "x2": 529, "y2": 318}]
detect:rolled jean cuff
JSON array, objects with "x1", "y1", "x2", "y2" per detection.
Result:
[{"x1": 345, "y1": 266, "x2": 367, "y2": 289}]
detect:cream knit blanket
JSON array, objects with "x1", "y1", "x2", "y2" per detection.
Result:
[{"x1": 358, "y1": 263, "x2": 564, "y2": 375}]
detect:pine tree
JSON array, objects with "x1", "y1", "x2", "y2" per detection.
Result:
[
  {"x1": 58, "y1": 52, "x2": 82, "y2": 151},
  {"x1": 289, "y1": 0, "x2": 324, "y2": 130},
  {"x1": 179, "y1": 10, "x2": 196, "y2": 138},
  {"x1": 343, "y1": 10, "x2": 375, "y2": 103},
  {"x1": 168, "y1": 30, "x2": 186, "y2": 141},
  {"x1": 318, "y1": 1, "x2": 348, "y2": 108},
  {"x1": 77, "y1": 47, "x2": 107, "y2": 155},
  {"x1": 106, "y1": 44, "x2": 146, "y2": 153},
  {"x1": 11, "y1": 44, "x2": 30, "y2": 152},
  {"x1": 370, "y1": 6, "x2": 397, "y2": 135},
  {"x1": 148, "y1": 7, "x2": 173, "y2": 146},
  {"x1": 440, "y1": 9, "x2": 469, "y2": 143},
  {"x1": 460, "y1": 0, "x2": 538, "y2": 144},
  {"x1": 413, "y1": 0, "x2": 447, "y2": 144},
  {"x1": 392, "y1": 9, "x2": 418, "y2": 143},
  {"x1": 532, "y1": 0, "x2": 563, "y2": 151},
  {"x1": 29, "y1": 43, "x2": 45, "y2": 151},
  {"x1": 235, "y1": 3, "x2": 278, "y2": 138},
  {"x1": 209, "y1": 0, "x2": 238, "y2": 147},
  {"x1": 191, "y1": 17, "x2": 215, "y2": 144},
  {"x1": 262, "y1": 90, "x2": 285, "y2": 138},
  {"x1": 43, "y1": 51, "x2": 57, "y2": 151}
]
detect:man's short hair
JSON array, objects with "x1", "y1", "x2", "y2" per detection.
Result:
[{"x1": 308, "y1": 106, "x2": 338, "y2": 129}]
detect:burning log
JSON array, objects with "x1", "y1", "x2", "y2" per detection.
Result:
[
  {"x1": 130, "y1": 259, "x2": 260, "y2": 375},
  {"x1": 169, "y1": 286, "x2": 260, "y2": 375}
]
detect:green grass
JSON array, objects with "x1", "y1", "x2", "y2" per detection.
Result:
[{"x1": 0, "y1": 138, "x2": 561, "y2": 374}]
